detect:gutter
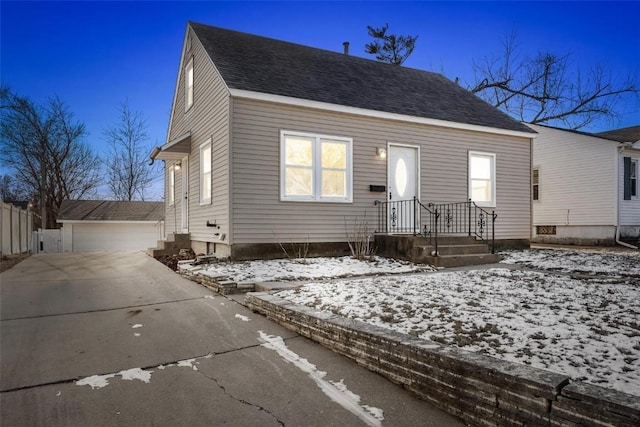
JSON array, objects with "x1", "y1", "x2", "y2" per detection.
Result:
[
  {"x1": 149, "y1": 147, "x2": 161, "y2": 165},
  {"x1": 615, "y1": 142, "x2": 638, "y2": 249}
]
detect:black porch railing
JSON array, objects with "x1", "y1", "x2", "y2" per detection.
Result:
[{"x1": 374, "y1": 198, "x2": 497, "y2": 255}]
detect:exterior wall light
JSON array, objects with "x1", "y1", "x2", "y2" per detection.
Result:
[
  {"x1": 376, "y1": 147, "x2": 387, "y2": 159},
  {"x1": 174, "y1": 161, "x2": 182, "y2": 171}
]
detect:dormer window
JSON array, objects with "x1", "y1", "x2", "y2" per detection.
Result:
[{"x1": 185, "y1": 58, "x2": 193, "y2": 111}]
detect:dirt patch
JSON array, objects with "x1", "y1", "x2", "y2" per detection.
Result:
[{"x1": 1, "y1": 253, "x2": 31, "y2": 273}]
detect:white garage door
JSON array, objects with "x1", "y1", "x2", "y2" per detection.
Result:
[{"x1": 72, "y1": 223, "x2": 160, "y2": 252}]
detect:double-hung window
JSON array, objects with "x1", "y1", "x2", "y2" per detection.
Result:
[
  {"x1": 469, "y1": 151, "x2": 496, "y2": 207},
  {"x1": 532, "y1": 168, "x2": 540, "y2": 201},
  {"x1": 185, "y1": 58, "x2": 194, "y2": 110},
  {"x1": 168, "y1": 167, "x2": 175, "y2": 205},
  {"x1": 623, "y1": 157, "x2": 638, "y2": 200},
  {"x1": 280, "y1": 131, "x2": 352, "y2": 202},
  {"x1": 200, "y1": 141, "x2": 211, "y2": 205}
]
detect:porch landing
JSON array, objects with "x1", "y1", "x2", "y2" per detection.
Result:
[{"x1": 376, "y1": 234, "x2": 501, "y2": 268}]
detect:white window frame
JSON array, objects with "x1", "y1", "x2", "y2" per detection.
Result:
[
  {"x1": 468, "y1": 151, "x2": 496, "y2": 208},
  {"x1": 168, "y1": 166, "x2": 175, "y2": 206},
  {"x1": 280, "y1": 130, "x2": 353, "y2": 203},
  {"x1": 200, "y1": 140, "x2": 212, "y2": 205},
  {"x1": 185, "y1": 58, "x2": 194, "y2": 111},
  {"x1": 631, "y1": 159, "x2": 638, "y2": 199}
]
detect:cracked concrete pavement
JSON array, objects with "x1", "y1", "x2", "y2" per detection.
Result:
[{"x1": 1, "y1": 251, "x2": 463, "y2": 426}]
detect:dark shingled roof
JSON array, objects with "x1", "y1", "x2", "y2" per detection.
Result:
[
  {"x1": 595, "y1": 125, "x2": 640, "y2": 143},
  {"x1": 57, "y1": 200, "x2": 164, "y2": 222},
  {"x1": 190, "y1": 23, "x2": 534, "y2": 134}
]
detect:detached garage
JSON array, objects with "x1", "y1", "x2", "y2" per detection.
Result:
[{"x1": 57, "y1": 200, "x2": 164, "y2": 252}]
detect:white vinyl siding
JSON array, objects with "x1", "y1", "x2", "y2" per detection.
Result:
[
  {"x1": 280, "y1": 131, "x2": 352, "y2": 203},
  {"x1": 231, "y1": 98, "x2": 531, "y2": 243},
  {"x1": 529, "y1": 124, "x2": 618, "y2": 227},
  {"x1": 469, "y1": 151, "x2": 496, "y2": 207},
  {"x1": 200, "y1": 141, "x2": 212, "y2": 205}
]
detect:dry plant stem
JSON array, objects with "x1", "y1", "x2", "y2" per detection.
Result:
[{"x1": 346, "y1": 216, "x2": 375, "y2": 260}]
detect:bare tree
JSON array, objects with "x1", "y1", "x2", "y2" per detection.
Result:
[
  {"x1": 365, "y1": 23, "x2": 418, "y2": 65},
  {"x1": 103, "y1": 100, "x2": 155, "y2": 201},
  {"x1": 470, "y1": 31, "x2": 639, "y2": 129},
  {"x1": 0, "y1": 174, "x2": 31, "y2": 201},
  {"x1": 0, "y1": 88, "x2": 101, "y2": 228}
]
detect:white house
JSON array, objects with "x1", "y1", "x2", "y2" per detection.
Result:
[
  {"x1": 529, "y1": 124, "x2": 640, "y2": 246},
  {"x1": 57, "y1": 200, "x2": 164, "y2": 252}
]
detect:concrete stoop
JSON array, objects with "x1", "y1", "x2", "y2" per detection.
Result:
[
  {"x1": 147, "y1": 233, "x2": 191, "y2": 258},
  {"x1": 376, "y1": 234, "x2": 501, "y2": 268}
]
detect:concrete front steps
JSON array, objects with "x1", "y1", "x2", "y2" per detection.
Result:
[
  {"x1": 147, "y1": 233, "x2": 191, "y2": 258},
  {"x1": 376, "y1": 234, "x2": 500, "y2": 268}
]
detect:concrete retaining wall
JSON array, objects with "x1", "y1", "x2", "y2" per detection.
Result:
[{"x1": 246, "y1": 292, "x2": 640, "y2": 427}]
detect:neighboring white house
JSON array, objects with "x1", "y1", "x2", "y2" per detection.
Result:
[
  {"x1": 529, "y1": 124, "x2": 640, "y2": 246},
  {"x1": 57, "y1": 200, "x2": 164, "y2": 252}
]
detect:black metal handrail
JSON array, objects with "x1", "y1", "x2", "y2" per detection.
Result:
[{"x1": 375, "y1": 198, "x2": 497, "y2": 256}]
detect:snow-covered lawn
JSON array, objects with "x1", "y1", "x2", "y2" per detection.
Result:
[
  {"x1": 501, "y1": 248, "x2": 640, "y2": 279},
  {"x1": 183, "y1": 249, "x2": 640, "y2": 396},
  {"x1": 187, "y1": 256, "x2": 435, "y2": 282}
]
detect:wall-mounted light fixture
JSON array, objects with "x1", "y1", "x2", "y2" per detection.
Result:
[
  {"x1": 174, "y1": 161, "x2": 182, "y2": 171},
  {"x1": 376, "y1": 147, "x2": 387, "y2": 159}
]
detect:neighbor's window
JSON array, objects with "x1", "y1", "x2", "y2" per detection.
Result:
[
  {"x1": 280, "y1": 130, "x2": 352, "y2": 202},
  {"x1": 469, "y1": 151, "x2": 496, "y2": 207},
  {"x1": 200, "y1": 141, "x2": 212, "y2": 204},
  {"x1": 168, "y1": 166, "x2": 175, "y2": 205},
  {"x1": 624, "y1": 157, "x2": 638, "y2": 200},
  {"x1": 632, "y1": 159, "x2": 638, "y2": 198},
  {"x1": 532, "y1": 168, "x2": 540, "y2": 201},
  {"x1": 185, "y1": 58, "x2": 194, "y2": 110}
]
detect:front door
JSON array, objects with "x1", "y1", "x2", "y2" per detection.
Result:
[
  {"x1": 387, "y1": 144, "x2": 419, "y2": 233},
  {"x1": 181, "y1": 156, "x2": 189, "y2": 233}
]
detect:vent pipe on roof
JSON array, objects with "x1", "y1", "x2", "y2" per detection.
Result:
[{"x1": 343, "y1": 41, "x2": 349, "y2": 56}]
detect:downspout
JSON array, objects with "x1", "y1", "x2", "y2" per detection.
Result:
[{"x1": 615, "y1": 143, "x2": 637, "y2": 249}]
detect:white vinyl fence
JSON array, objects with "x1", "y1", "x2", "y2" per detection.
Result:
[
  {"x1": 32, "y1": 228, "x2": 62, "y2": 253},
  {"x1": 0, "y1": 201, "x2": 34, "y2": 256}
]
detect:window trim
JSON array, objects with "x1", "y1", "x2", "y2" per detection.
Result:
[
  {"x1": 280, "y1": 130, "x2": 353, "y2": 203},
  {"x1": 185, "y1": 57, "x2": 194, "y2": 111},
  {"x1": 468, "y1": 151, "x2": 496, "y2": 208},
  {"x1": 168, "y1": 166, "x2": 175, "y2": 206},
  {"x1": 200, "y1": 140, "x2": 212, "y2": 205}
]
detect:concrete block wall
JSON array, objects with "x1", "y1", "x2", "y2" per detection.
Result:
[{"x1": 246, "y1": 292, "x2": 640, "y2": 427}]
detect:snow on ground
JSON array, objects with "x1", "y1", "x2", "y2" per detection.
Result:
[
  {"x1": 179, "y1": 249, "x2": 640, "y2": 395},
  {"x1": 259, "y1": 331, "x2": 384, "y2": 426},
  {"x1": 212, "y1": 249, "x2": 638, "y2": 397},
  {"x1": 501, "y1": 248, "x2": 640, "y2": 278},
  {"x1": 277, "y1": 267, "x2": 640, "y2": 396},
  {"x1": 188, "y1": 256, "x2": 435, "y2": 282}
]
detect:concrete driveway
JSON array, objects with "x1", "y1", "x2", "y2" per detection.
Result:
[{"x1": 0, "y1": 252, "x2": 463, "y2": 426}]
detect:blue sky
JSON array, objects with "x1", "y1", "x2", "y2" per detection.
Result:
[{"x1": 2, "y1": 1, "x2": 639, "y2": 197}]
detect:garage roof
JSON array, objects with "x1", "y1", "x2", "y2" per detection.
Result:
[{"x1": 57, "y1": 200, "x2": 164, "y2": 222}]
